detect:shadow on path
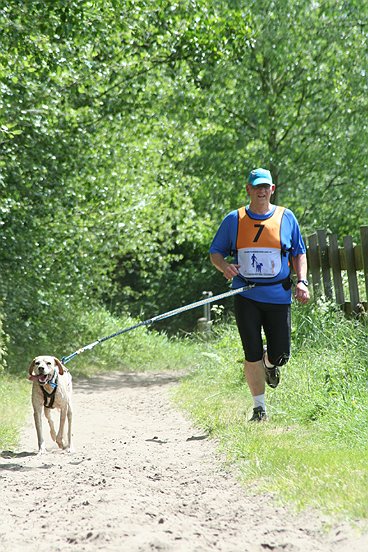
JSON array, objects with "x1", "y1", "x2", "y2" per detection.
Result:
[
  {"x1": 74, "y1": 370, "x2": 187, "y2": 395},
  {"x1": 1, "y1": 450, "x2": 36, "y2": 459},
  {"x1": 0, "y1": 450, "x2": 47, "y2": 472}
]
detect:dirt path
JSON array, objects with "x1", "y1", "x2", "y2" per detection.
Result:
[{"x1": 1, "y1": 371, "x2": 367, "y2": 552}]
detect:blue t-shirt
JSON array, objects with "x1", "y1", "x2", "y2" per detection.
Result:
[{"x1": 209, "y1": 205, "x2": 306, "y2": 304}]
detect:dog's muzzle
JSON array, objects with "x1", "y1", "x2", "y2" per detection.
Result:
[{"x1": 29, "y1": 374, "x2": 52, "y2": 385}]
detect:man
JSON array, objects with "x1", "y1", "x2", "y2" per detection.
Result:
[{"x1": 210, "y1": 168, "x2": 309, "y2": 422}]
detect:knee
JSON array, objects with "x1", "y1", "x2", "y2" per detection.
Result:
[{"x1": 272, "y1": 353, "x2": 290, "y2": 367}]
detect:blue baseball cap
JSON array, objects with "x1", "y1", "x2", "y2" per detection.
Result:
[{"x1": 248, "y1": 168, "x2": 273, "y2": 186}]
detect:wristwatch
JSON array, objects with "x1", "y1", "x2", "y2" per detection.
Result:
[{"x1": 297, "y1": 279, "x2": 309, "y2": 286}]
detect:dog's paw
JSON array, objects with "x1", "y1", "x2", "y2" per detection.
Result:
[
  {"x1": 63, "y1": 445, "x2": 75, "y2": 454},
  {"x1": 56, "y1": 438, "x2": 64, "y2": 449}
]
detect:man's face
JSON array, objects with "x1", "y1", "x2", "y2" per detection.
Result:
[{"x1": 246, "y1": 183, "x2": 275, "y2": 199}]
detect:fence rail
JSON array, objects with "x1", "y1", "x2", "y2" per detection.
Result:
[{"x1": 306, "y1": 226, "x2": 368, "y2": 315}]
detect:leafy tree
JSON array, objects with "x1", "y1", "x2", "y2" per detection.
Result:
[
  {"x1": 183, "y1": 0, "x2": 368, "y2": 237},
  {"x1": 0, "y1": 0, "x2": 367, "y2": 347}
]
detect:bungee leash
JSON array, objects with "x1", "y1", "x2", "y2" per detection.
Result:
[{"x1": 61, "y1": 284, "x2": 254, "y2": 365}]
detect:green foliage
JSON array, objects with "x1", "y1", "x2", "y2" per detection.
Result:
[
  {"x1": 6, "y1": 293, "x2": 200, "y2": 378},
  {"x1": 60, "y1": 306, "x2": 199, "y2": 378},
  {"x1": 0, "y1": 375, "x2": 29, "y2": 450},
  {"x1": 184, "y1": 0, "x2": 368, "y2": 237},
  {"x1": 283, "y1": 301, "x2": 368, "y2": 441},
  {"x1": 174, "y1": 304, "x2": 368, "y2": 518},
  {"x1": 0, "y1": 1, "x2": 367, "y2": 367}
]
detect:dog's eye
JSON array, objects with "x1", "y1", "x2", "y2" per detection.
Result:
[{"x1": 46, "y1": 362, "x2": 52, "y2": 366}]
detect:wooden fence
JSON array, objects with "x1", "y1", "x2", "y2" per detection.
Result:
[{"x1": 306, "y1": 226, "x2": 368, "y2": 315}]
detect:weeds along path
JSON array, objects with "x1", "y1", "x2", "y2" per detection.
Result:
[{"x1": 1, "y1": 371, "x2": 367, "y2": 552}]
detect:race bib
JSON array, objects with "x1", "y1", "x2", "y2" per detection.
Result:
[{"x1": 238, "y1": 247, "x2": 282, "y2": 278}]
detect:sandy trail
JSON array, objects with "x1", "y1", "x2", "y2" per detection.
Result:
[{"x1": 1, "y1": 370, "x2": 367, "y2": 552}]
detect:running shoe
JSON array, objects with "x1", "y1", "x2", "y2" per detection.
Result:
[
  {"x1": 248, "y1": 406, "x2": 267, "y2": 422},
  {"x1": 263, "y1": 346, "x2": 280, "y2": 389}
]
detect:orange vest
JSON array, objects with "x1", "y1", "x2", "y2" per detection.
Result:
[{"x1": 236, "y1": 206, "x2": 285, "y2": 279}]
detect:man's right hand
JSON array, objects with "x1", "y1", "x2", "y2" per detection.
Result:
[
  {"x1": 210, "y1": 253, "x2": 240, "y2": 281},
  {"x1": 222, "y1": 262, "x2": 240, "y2": 280}
]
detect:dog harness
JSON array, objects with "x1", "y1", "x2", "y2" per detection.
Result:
[{"x1": 39, "y1": 369, "x2": 59, "y2": 409}]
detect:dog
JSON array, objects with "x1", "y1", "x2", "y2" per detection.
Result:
[
  {"x1": 28, "y1": 356, "x2": 74, "y2": 454},
  {"x1": 256, "y1": 261, "x2": 263, "y2": 273}
]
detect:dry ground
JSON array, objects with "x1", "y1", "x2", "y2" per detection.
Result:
[{"x1": 1, "y1": 370, "x2": 367, "y2": 552}]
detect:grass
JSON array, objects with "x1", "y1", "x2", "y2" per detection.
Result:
[
  {"x1": 1, "y1": 300, "x2": 368, "y2": 521},
  {"x1": 173, "y1": 301, "x2": 368, "y2": 520},
  {"x1": 0, "y1": 374, "x2": 30, "y2": 450},
  {"x1": 6, "y1": 306, "x2": 199, "y2": 379}
]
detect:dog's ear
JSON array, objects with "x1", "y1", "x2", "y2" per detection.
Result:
[
  {"x1": 54, "y1": 357, "x2": 65, "y2": 375},
  {"x1": 28, "y1": 359, "x2": 36, "y2": 376},
  {"x1": 54, "y1": 357, "x2": 64, "y2": 375}
]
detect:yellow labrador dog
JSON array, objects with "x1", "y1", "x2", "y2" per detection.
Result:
[{"x1": 28, "y1": 356, "x2": 74, "y2": 454}]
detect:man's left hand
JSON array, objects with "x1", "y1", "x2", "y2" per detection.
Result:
[{"x1": 295, "y1": 282, "x2": 310, "y2": 304}]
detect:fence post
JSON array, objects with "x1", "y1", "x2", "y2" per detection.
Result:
[
  {"x1": 360, "y1": 226, "x2": 368, "y2": 308},
  {"x1": 203, "y1": 291, "x2": 213, "y2": 324},
  {"x1": 343, "y1": 235, "x2": 361, "y2": 314},
  {"x1": 197, "y1": 291, "x2": 212, "y2": 335},
  {"x1": 328, "y1": 234, "x2": 345, "y2": 309},
  {"x1": 317, "y1": 229, "x2": 333, "y2": 299}
]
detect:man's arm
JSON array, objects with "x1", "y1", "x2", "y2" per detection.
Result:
[
  {"x1": 292, "y1": 253, "x2": 308, "y2": 280},
  {"x1": 292, "y1": 253, "x2": 310, "y2": 304},
  {"x1": 210, "y1": 252, "x2": 240, "y2": 281}
]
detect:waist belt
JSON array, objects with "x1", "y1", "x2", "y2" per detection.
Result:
[{"x1": 238, "y1": 273, "x2": 292, "y2": 288}]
